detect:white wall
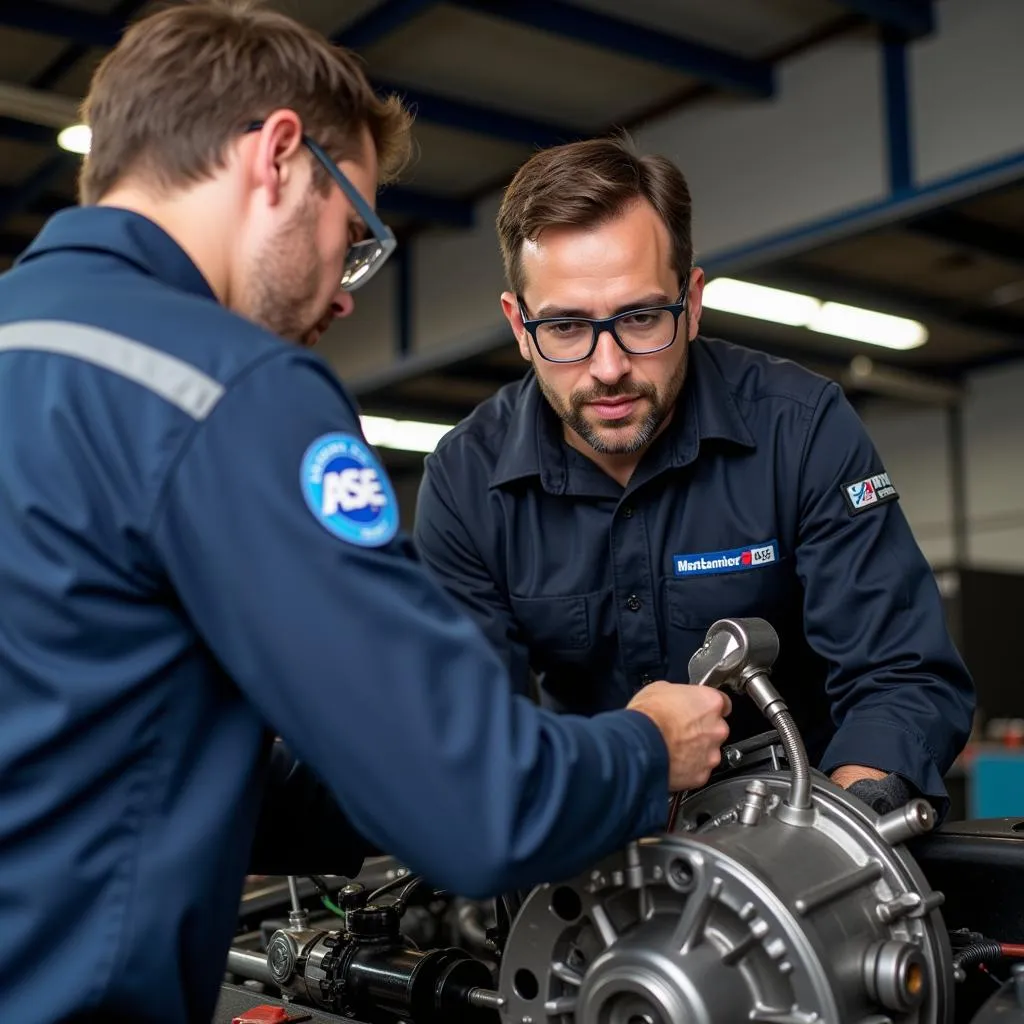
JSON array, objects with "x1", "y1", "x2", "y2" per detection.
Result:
[
  {"x1": 861, "y1": 360, "x2": 1024, "y2": 570},
  {"x1": 912, "y1": 0, "x2": 1024, "y2": 186}
]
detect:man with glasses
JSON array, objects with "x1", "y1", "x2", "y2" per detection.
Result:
[
  {"x1": 415, "y1": 135, "x2": 975, "y2": 823},
  {"x1": 0, "y1": 7, "x2": 735, "y2": 1024}
]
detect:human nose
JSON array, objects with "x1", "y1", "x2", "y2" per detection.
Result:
[
  {"x1": 588, "y1": 327, "x2": 630, "y2": 384},
  {"x1": 332, "y1": 289, "x2": 355, "y2": 320}
]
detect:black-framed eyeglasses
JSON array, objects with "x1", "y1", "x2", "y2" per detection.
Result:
[
  {"x1": 517, "y1": 292, "x2": 688, "y2": 363},
  {"x1": 245, "y1": 121, "x2": 396, "y2": 291}
]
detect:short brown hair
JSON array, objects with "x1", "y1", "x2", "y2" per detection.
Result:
[
  {"x1": 78, "y1": 0, "x2": 413, "y2": 204},
  {"x1": 497, "y1": 134, "x2": 693, "y2": 295}
]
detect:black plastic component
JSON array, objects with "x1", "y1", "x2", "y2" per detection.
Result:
[
  {"x1": 347, "y1": 904, "x2": 401, "y2": 942},
  {"x1": 911, "y1": 819, "x2": 1024, "y2": 943},
  {"x1": 345, "y1": 944, "x2": 494, "y2": 1024},
  {"x1": 911, "y1": 817, "x2": 1024, "y2": 1023},
  {"x1": 969, "y1": 973, "x2": 1024, "y2": 1024},
  {"x1": 337, "y1": 883, "x2": 367, "y2": 913}
]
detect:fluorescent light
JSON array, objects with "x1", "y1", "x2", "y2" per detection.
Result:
[
  {"x1": 703, "y1": 278, "x2": 820, "y2": 326},
  {"x1": 360, "y1": 415, "x2": 453, "y2": 454},
  {"x1": 702, "y1": 276, "x2": 928, "y2": 351},
  {"x1": 808, "y1": 302, "x2": 928, "y2": 351},
  {"x1": 57, "y1": 123, "x2": 91, "y2": 155}
]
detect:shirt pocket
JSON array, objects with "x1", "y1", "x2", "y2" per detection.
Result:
[
  {"x1": 508, "y1": 592, "x2": 592, "y2": 662},
  {"x1": 662, "y1": 560, "x2": 792, "y2": 676}
]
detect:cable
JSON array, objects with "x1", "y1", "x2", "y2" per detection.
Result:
[
  {"x1": 391, "y1": 875, "x2": 425, "y2": 913},
  {"x1": 952, "y1": 938, "x2": 1024, "y2": 978},
  {"x1": 304, "y1": 875, "x2": 348, "y2": 919},
  {"x1": 367, "y1": 871, "x2": 419, "y2": 905},
  {"x1": 321, "y1": 895, "x2": 346, "y2": 918},
  {"x1": 953, "y1": 940, "x2": 1004, "y2": 973}
]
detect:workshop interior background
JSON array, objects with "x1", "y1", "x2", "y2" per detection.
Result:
[{"x1": 2, "y1": 0, "x2": 1023, "y2": 815}]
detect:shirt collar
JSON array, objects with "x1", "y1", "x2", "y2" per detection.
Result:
[
  {"x1": 16, "y1": 206, "x2": 218, "y2": 303},
  {"x1": 490, "y1": 337, "x2": 756, "y2": 492}
]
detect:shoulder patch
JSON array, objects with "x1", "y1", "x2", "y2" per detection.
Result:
[
  {"x1": 300, "y1": 432, "x2": 399, "y2": 547},
  {"x1": 841, "y1": 471, "x2": 899, "y2": 516}
]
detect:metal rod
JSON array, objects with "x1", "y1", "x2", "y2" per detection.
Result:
[
  {"x1": 947, "y1": 401, "x2": 968, "y2": 563},
  {"x1": 226, "y1": 948, "x2": 274, "y2": 985},
  {"x1": 794, "y1": 861, "x2": 883, "y2": 916},
  {"x1": 287, "y1": 875, "x2": 301, "y2": 914},
  {"x1": 466, "y1": 987, "x2": 506, "y2": 1010}
]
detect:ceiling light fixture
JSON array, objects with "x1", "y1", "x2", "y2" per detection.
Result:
[
  {"x1": 57, "y1": 123, "x2": 92, "y2": 156},
  {"x1": 360, "y1": 415, "x2": 453, "y2": 454},
  {"x1": 702, "y1": 277, "x2": 928, "y2": 351}
]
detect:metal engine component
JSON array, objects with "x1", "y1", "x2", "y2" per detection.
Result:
[
  {"x1": 246, "y1": 902, "x2": 498, "y2": 1024},
  {"x1": 496, "y1": 618, "x2": 954, "y2": 1024},
  {"x1": 688, "y1": 616, "x2": 812, "y2": 818}
]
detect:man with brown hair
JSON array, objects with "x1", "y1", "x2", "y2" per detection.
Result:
[
  {"x1": 416, "y1": 135, "x2": 975, "y2": 821},
  {"x1": 0, "y1": 6, "x2": 734, "y2": 1023}
]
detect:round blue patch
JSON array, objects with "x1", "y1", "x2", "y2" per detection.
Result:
[{"x1": 300, "y1": 432, "x2": 399, "y2": 547}]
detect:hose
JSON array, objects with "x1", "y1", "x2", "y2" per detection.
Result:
[
  {"x1": 953, "y1": 940, "x2": 1004, "y2": 972},
  {"x1": 769, "y1": 707, "x2": 811, "y2": 810},
  {"x1": 952, "y1": 939, "x2": 1024, "y2": 978}
]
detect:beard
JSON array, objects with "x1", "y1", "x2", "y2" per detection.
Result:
[
  {"x1": 244, "y1": 195, "x2": 333, "y2": 345},
  {"x1": 536, "y1": 341, "x2": 690, "y2": 455}
]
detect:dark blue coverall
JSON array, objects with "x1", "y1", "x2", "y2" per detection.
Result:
[
  {"x1": 415, "y1": 337, "x2": 976, "y2": 815},
  {"x1": 0, "y1": 207, "x2": 671, "y2": 1024}
]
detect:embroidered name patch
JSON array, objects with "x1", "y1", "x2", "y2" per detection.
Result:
[
  {"x1": 672, "y1": 540, "x2": 779, "y2": 577},
  {"x1": 841, "y1": 471, "x2": 899, "y2": 516}
]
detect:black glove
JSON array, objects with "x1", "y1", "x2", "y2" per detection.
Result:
[{"x1": 847, "y1": 772, "x2": 914, "y2": 815}]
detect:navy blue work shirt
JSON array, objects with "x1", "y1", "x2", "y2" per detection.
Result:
[
  {"x1": 0, "y1": 207, "x2": 671, "y2": 1024},
  {"x1": 415, "y1": 337, "x2": 975, "y2": 811}
]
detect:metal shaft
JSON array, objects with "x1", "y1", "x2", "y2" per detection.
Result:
[
  {"x1": 226, "y1": 948, "x2": 274, "y2": 986},
  {"x1": 287, "y1": 875, "x2": 301, "y2": 913},
  {"x1": 689, "y1": 619, "x2": 812, "y2": 812},
  {"x1": 466, "y1": 987, "x2": 506, "y2": 1010}
]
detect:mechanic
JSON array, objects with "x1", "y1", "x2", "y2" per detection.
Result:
[
  {"x1": 0, "y1": 5, "x2": 734, "y2": 1024},
  {"x1": 414, "y1": 134, "x2": 976, "y2": 821}
]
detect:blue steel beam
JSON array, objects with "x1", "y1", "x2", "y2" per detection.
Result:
[
  {"x1": 882, "y1": 39, "x2": 912, "y2": 194},
  {"x1": 0, "y1": 231, "x2": 36, "y2": 257},
  {"x1": 0, "y1": 116, "x2": 57, "y2": 146},
  {"x1": 377, "y1": 186, "x2": 474, "y2": 227},
  {"x1": 0, "y1": 187, "x2": 479, "y2": 233},
  {"x1": 0, "y1": 187, "x2": 66, "y2": 219},
  {"x1": 333, "y1": 0, "x2": 439, "y2": 49},
  {"x1": 1, "y1": 5, "x2": 579, "y2": 150},
  {"x1": 394, "y1": 243, "x2": 413, "y2": 356},
  {"x1": 0, "y1": 1, "x2": 122, "y2": 47},
  {"x1": 0, "y1": 153, "x2": 78, "y2": 229},
  {"x1": 449, "y1": 0, "x2": 774, "y2": 97},
  {"x1": 374, "y1": 79, "x2": 576, "y2": 149},
  {"x1": 32, "y1": 0, "x2": 151, "y2": 91},
  {"x1": 904, "y1": 211, "x2": 1024, "y2": 268},
  {"x1": 830, "y1": 0, "x2": 934, "y2": 38},
  {"x1": 0, "y1": 114, "x2": 474, "y2": 232}
]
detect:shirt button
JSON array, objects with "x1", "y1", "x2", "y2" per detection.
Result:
[
  {"x1": 622, "y1": 506, "x2": 634, "y2": 518},
  {"x1": 640, "y1": 673, "x2": 653, "y2": 686},
  {"x1": 626, "y1": 594, "x2": 642, "y2": 612}
]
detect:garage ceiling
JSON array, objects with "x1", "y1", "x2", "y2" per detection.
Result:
[{"x1": 1, "y1": 0, "x2": 1021, "y2": 445}]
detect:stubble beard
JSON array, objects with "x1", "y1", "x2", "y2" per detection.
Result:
[
  {"x1": 245, "y1": 195, "x2": 330, "y2": 344},
  {"x1": 536, "y1": 340, "x2": 690, "y2": 456}
]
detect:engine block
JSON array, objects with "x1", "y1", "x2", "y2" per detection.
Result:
[{"x1": 496, "y1": 617, "x2": 955, "y2": 1024}]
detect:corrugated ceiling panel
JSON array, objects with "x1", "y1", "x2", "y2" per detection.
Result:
[{"x1": 363, "y1": 5, "x2": 697, "y2": 132}]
